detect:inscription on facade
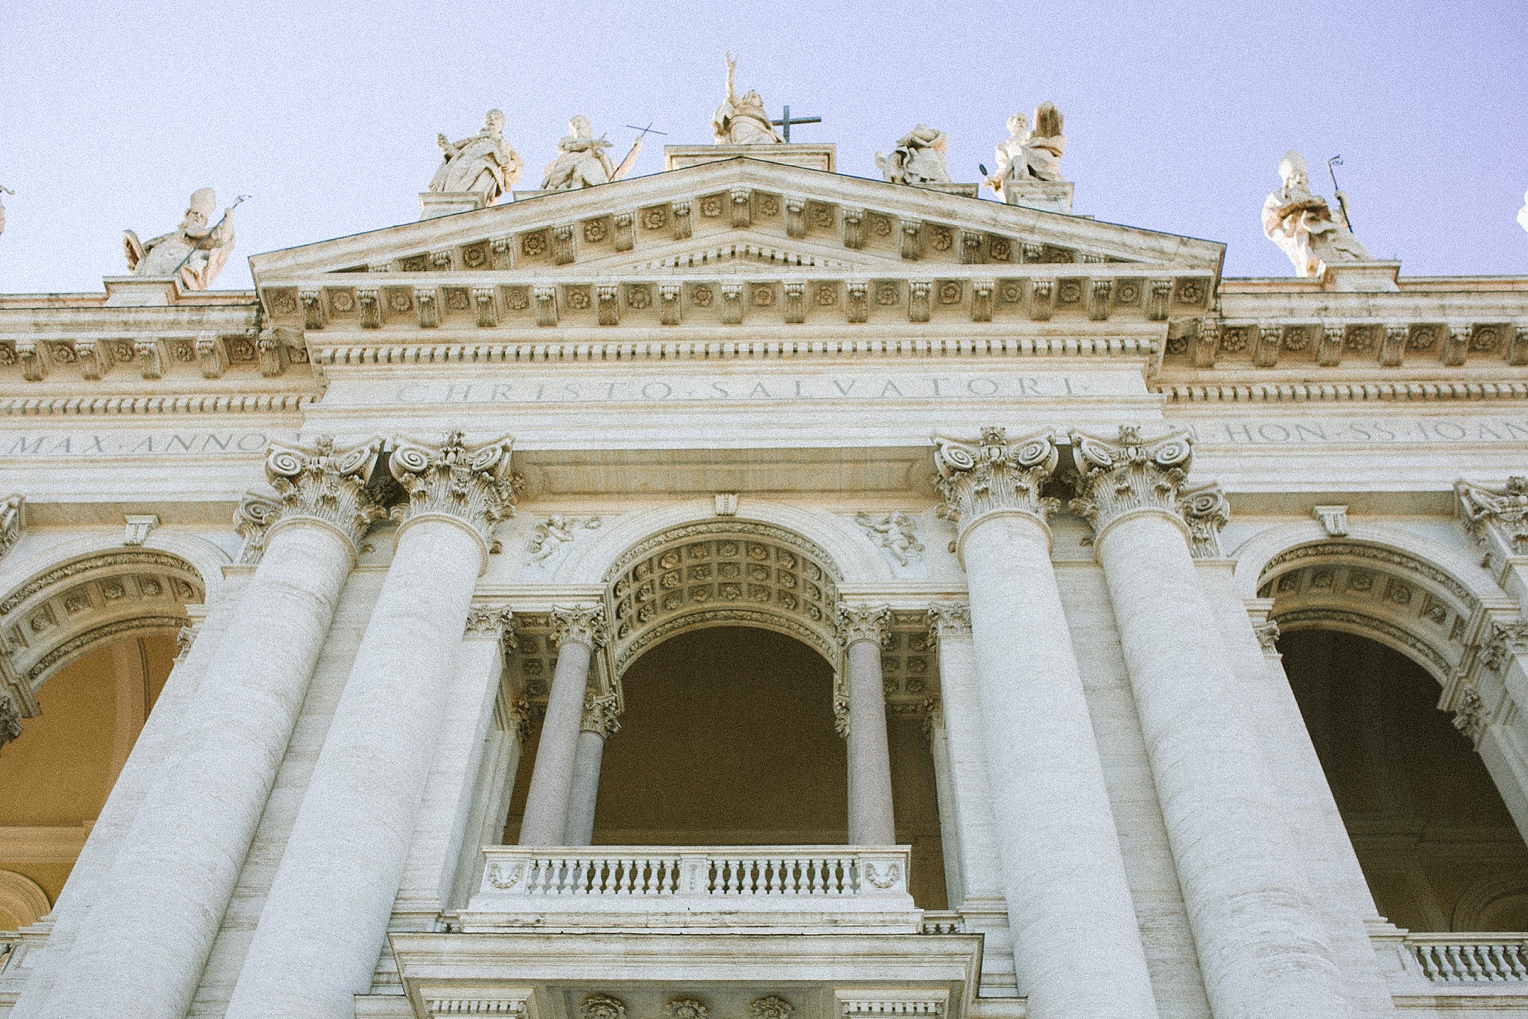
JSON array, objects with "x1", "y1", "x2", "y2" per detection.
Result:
[
  {"x1": 0, "y1": 430, "x2": 279, "y2": 457},
  {"x1": 1190, "y1": 418, "x2": 1528, "y2": 446}
]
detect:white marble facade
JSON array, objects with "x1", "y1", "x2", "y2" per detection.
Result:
[{"x1": 1, "y1": 141, "x2": 1527, "y2": 1019}]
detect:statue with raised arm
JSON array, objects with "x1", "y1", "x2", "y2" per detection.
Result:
[
  {"x1": 711, "y1": 53, "x2": 781, "y2": 144},
  {"x1": 428, "y1": 108, "x2": 523, "y2": 201},
  {"x1": 122, "y1": 188, "x2": 237, "y2": 290},
  {"x1": 1518, "y1": 190, "x2": 1528, "y2": 235},
  {"x1": 0, "y1": 185, "x2": 11, "y2": 237},
  {"x1": 1261, "y1": 149, "x2": 1370, "y2": 277},
  {"x1": 988, "y1": 103, "x2": 1068, "y2": 198},
  {"x1": 875, "y1": 125, "x2": 952, "y2": 185},
  {"x1": 541, "y1": 116, "x2": 636, "y2": 190}
]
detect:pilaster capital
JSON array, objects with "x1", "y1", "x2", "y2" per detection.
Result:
[
  {"x1": 389, "y1": 430, "x2": 522, "y2": 546},
  {"x1": 926, "y1": 601, "x2": 972, "y2": 643},
  {"x1": 836, "y1": 603, "x2": 891, "y2": 648},
  {"x1": 1069, "y1": 425, "x2": 1200, "y2": 543},
  {"x1": 0, "y1": 694, "x2": 21, "y2": 749},
  {"x1": 1455, "y1": 477, "x2": 1528, "y2": 570},
  {"x1": 581, "y1": 690, "x2": 621, "y2": 738},
  {"x1": 0, "y1": 494, "x2": 23, "y2": 563},
  {"x1": 463, "y1": 604, "x2": 514, "y2": 640},
  {"x1": 243, "y1": 434, "x2": 386, "y2": 558},
  {"x1": 932, "y1": 427, "x2": 1060, "y2": 545},
  {"x1": 549, "y1": 603, "x2": 609, "y2": 652},
  {"x1": 1178, "y1": 481, "x2": 1230, "y2": 558}
]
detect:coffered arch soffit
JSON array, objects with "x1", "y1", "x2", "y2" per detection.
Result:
[
  {"x1": 601, "y1": 518, "x2": 846, "y2": 680},
  {"x1": 558, "y1": 499, "x2": 892, "y2": 587},
  {"x1": 0, "y1": 538, "x2": 216, "y2": 712},
  {"x1": 1244, "y1": 527, "x2": 1494, "y2": 685}
]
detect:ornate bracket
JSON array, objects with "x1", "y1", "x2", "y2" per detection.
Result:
[
  {"x1": 1069, "y1": 425, "x2": 1199, "y2": 543},
  {"x1": 932, "y1": 426, "x2": 1060, "y2": 553},
  {"x1": 1456, "y1": 477, "x2": 1528, "y2": 572},
  {"x1": 390, "y1": 431, "x2": 521, "y2": 548}
]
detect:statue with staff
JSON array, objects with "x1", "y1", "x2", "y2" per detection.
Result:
[
  {"x1": 711, "y1": 53, "x2": 782, "y2": 144},
  {"x1": 123, "y1": 188, "x2": 244, "y2": 290},
  {"x1": 541, "y1": 116, "x2": 646, "y2": 190}
]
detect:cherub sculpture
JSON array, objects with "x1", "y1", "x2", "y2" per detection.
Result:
[
  {"x1": 988, "y1": 103, "x2": 1066, "y2": 196},
  {"x1": 122, "y1": 188, "x2": 238, "y2": 290},
  {"x1": 428, "y1": 108, "x2": 523, "y2": 202},
  {"x1": 1261, "y1": 149, "x2": 1370, "y2": 277},
  {"x1": 541, "y1": 116, "x2": 640, "y2": 190},
  {"x1": 855, "y1": 511, "x2": 924, "y2": 567},
  {"x1": 875, "y1": 125, "x2": 952, "y2": 186},
  {"x1": 711, "y1": 53, "x2": 781, "y2": 144}
]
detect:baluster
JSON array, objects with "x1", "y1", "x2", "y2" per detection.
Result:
[
  {"x1": 642, "y1": 856, "x2": 656, "y2": 895},
  {"x1": 1415, "y1": 946, "x2": 1439, "y2": 981},
  {"x1": 726, "y1": 857, "x2": 740, "y2": 894},
  {"x1": 807, "y1": 857, "x2": 823, "y2": 894},
  {"x1": 1488, "y1": 944, "x2": 1508, "y2": 981},
  {"x1": 1445, "y1": 944, "x2": 1466, "y2": 981},
  {"x1": 1463, "y1": 944, "x2": 1486, "y2": 981},
  {"x1": 1510, "y1": 945, "x2": 1528, "y2": 979}
]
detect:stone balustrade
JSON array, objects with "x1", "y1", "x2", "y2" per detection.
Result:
[
  {"x1": 1408, "y1": 935, "x2": 1528, "y2": 982},
  {"x1": 465, "y1": 845, "x2": 919, "y2": 933}
]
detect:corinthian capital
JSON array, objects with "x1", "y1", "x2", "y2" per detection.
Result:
[
  {"x1": 252, "y1": 434, "x2": 386, "y2": 554},
  {"x1": 926, "y1": 601, "x2": 972, "y2": 643},
  {"x1": 1069, "y1": 425, "x2": 1197, "y2": 541},
  {"x1": 932, "y1": 426, "x2": 1060, "y2": 540},
  {"x1": 1177, "y1": 481, "x2": 1230, "y2": 559},
  {"x1": 1456, "y1": 477, "x2": 1528, "y2": 568},
  {"x1": 836, "y1": 604, "x2": 891, "y2": 647},
  {"x1": 389, "y1": 431, "x2": 521, "y2": 545},
  {"x1": 581, "y1": 691, "x2": 621, "y2": 738},
  {"x1": 549, "y1": 604, "x2": 609, "y2": 652}
]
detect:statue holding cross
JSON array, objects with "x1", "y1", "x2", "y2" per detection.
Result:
[{"x1": 711, "y1": 54, "x2": 782, "y2": 144}]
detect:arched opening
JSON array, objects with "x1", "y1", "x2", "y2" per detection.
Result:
[
  {"x1": 0, "y1": 549, "x2": 202, "y2": 929},
  {"x1": 1281, "y1": 630, "x2": 1528, "y2": 931},
  {"x1": 0, "y1": 632, "x2": 180, "y2": 927}
]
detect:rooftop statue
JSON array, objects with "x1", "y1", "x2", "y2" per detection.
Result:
[
  {"x1": 1518, "y1": 190, "x2": 1528, "y2": 234},
  {"x1": 712, "y1": 53, "x2": 782, "y2": 145},
  {"x1": 1261, "y1": 149, "x2": 1370, "y2": 277},
  {"x1": 0, "y1": 185, "x2": 10, "y2": 237},
  {"x1": 122, "y1": 188, "x2": 237, "y2": 290},
  {"x1": 875, "y1": 125, "x2": 952, "y2": 185},
  {"x1": 988, "y1": 104, "x2": 1066, "y2": 196},
  {"x1": 428, "y1": 108, "x2": 523, "y2": 201},
  {"x1": 541, "y1": 116, "x2": 640, "y2": 190}
]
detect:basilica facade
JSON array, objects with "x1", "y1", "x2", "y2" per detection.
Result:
[{"x1": 1, "y1": 114, "x2": 1528, "y2": 1019}]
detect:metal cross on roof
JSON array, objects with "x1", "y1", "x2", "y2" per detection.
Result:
[{"x1": 771, "y1": 105, "x2": 821, "y2": 143}]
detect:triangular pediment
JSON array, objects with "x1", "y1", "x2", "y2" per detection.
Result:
[
  {"x1": 250, "y1": 158, "x2": 1225, "y2": 332},
  {"x1": 251, "y1": 158, "x2": 1223, "y2": 281}
]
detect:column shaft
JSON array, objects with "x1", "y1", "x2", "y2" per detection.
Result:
[
  {"x1": 844, "y1": 636, "x2": 896, "y2": 845},
  {"x1": 963, "y1": 513, "x2": 1160, "y2": 1019},
  {"x1": 519, "y1": 610, "x2": 601, "y2": 845},
  {"x1": 564, "y1": 729, "x2": 606, "y2": 846},
  {"x1": 27, "y1": 521, "x2": 355, "y2": 1019},
  {"x1": 225, "y1": 517, "x2": 484, "y2": 1019},
  {"x1": 1096, "y1": 510, "x2": 1347, "y2": 1019}
]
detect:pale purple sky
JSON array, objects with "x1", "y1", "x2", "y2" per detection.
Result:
[{"x1": 1, "y1": 1, "x2": 1524, "y2": 293}]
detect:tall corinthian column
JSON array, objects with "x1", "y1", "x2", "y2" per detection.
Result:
[
  {"x1": 23, "y1": 436, "x2": 383, "y2": 1019},
  {"x1": 932, "y1": 426, "x2": 1158, "y2": 1019},
  {"x1": 837, "y1": 604, "x2": 896, "y2": 845},
  {"x1": 225, "y1": 431, "x2": 519, "y2": 1019},
  {"x1": 1070, "y1": 425, "x2": 1349, "y2": 1019},
  {"x1": 519, "y1": 605, "x2": 609, "y2": 845},
  {"x1": 564, "y1": 692, "x2": 620, "y2": 846}
]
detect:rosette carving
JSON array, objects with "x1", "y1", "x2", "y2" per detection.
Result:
[
  {"x1": 241, "y1": 435, "x2": 385, "y2": 557},
  {"x1": 389, "y1": 430, "x2": 521, "y2": 546},
  {"x1": 932, "y1": 427, "x2": 1061, "y2": 545},
  {"x1": 836, "y1": 603, "x2": 891, "y2": 648},
  {"x1": 549, "y1": 604, "x2": 609, "y2": 652},
  {"x1": 1069, "y1": 425, "x2": 1201, "y2": 541}
]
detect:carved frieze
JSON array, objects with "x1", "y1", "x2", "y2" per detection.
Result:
[
  {"x1": 932, "y1": 426, "x2": 1060, "y2": 544},
  {"x1": 389, "y1": 430, "x2": 520, "y2": 545},
  {"x1": 1069, "y1": 425, "x2": 1197, "y2": 540}
]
